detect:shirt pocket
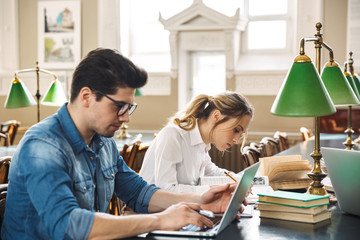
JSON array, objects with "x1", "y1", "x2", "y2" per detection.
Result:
[
  {"x1": 101, "y1": 166, "x2": 116, "y2": 202},
  {"x1": 74, "y1": 179, "x2": 95, "y2": 210}
]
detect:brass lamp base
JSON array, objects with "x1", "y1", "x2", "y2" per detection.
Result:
[
  {"x1": 306, "y1": 150, "x2": 328, "y2": 196},
  {"x1": 117, "y1": 123, "x2": 131, "y2": 139},
  {"x1": 343, "y1": 128, "x2": 355, "y2": 150}
]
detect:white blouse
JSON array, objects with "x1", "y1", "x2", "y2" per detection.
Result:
[{"x1": 139, "y1": 122, "x2": 228, "y2": 193}]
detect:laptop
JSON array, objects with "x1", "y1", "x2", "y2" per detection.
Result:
[
  {"x1": 148, "y1": 162, "x2": 260, "y2": 237},
  {"x1": 322, "y1": 147, "x2": 360, "y2": 216}
]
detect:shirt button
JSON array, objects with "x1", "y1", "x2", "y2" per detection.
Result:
[
  {"x1": 112, "y1": 173, "x2": 114, "y2": 177},
  {"x1": 99, "y1": 142, "x2": 103, "y2": 146},
  {"x1": 90, "y1": 156, "x2": 94, "y2": 160},
  {"x1": 83, "y1": 186, "x2": 86, "y2": 190}
]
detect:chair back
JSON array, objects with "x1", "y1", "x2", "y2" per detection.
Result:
[
  {"x1": 274, "y1": 131, "x2": 290, "y2": 152},
  {"x1": 242, "y1": 145, "x2": 261, "y2": 167},
  {"x1": 120, "y1": 134, "x2": 148, "y2": 172},
  {"x1": 0, "y1": 156, "x2": 11, "y2": 184},
  {"x1": 260, "y1": 137, "x2": 280, "y2": 157},
  {"x1": 300, "y1": 127, "x2": 312, "y2": 141},
  {"x1": 0, "y1": 120, "x2": 21, "y2": 145},
  {"x1": 0, "y1": 133, "x2": 10, "y2": 147},
  {"x1": 0, "y1": 156, "x2": 10, "y2": 230}
]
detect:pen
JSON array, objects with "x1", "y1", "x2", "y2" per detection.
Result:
[{"x1": 224, "y1": 171, "x2": 238, "y2": 182}]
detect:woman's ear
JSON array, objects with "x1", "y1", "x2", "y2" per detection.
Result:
[{"x1": 212, "y1": 110, "x2": 222, "y2": 123}]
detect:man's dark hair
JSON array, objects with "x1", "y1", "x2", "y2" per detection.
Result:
[{"x1": 70, "y1": 48, "x2": 148, "y2": 102}]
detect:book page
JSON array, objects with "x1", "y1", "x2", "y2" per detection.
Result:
[{"x1": 260, "y1": 155, "x2": 302, "y2": 176}]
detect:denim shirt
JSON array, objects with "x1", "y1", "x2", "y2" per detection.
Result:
[{"x1": 1, "y1": 103, "x2": 159, "y2": 240}]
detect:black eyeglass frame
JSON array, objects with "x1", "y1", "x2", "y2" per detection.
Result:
[{"x1": 94, "y1": 90, "x2": 137, "y2": 117}]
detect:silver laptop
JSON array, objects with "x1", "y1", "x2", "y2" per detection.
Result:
[
  {"x1": 149, "y1": 162, "x2": 260, "y2": 237},
  {"x1": 322, "y1": 147, "x2": 360, "y2": 216}
]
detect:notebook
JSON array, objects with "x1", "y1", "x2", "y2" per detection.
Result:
[
  {"x1": 148, "y1": 162, "x2": 260, "y2": 237},
  {"x1": 322, "y1": 147, "x2": 360, "y2": 216}
]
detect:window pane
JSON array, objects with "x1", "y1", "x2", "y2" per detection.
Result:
[
  {"x1": 249, "y1": 0, "x2": 287, "y2": 16},
  {"x1": 248, "y1": 21, "x2": 286, "y2": 49},
  {"x1": 204, "y1": 0, "x2": 243, "y2": 16},
  {"x1": 191, "y1": 52, "x2": 226, "y2": 99}
]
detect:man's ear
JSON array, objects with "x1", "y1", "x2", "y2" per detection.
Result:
[{"x1": 79, "y1": 87, "x2": 93, "y2": 107}]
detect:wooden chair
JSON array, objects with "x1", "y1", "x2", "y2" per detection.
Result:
[
  {"x1": 109, "y1": 193, "x2": 124, "y2": 216},
  {"x1": 249, "y1": 142, "x2": 266, "y2": 158},
  {"x1": 0, "y1": 156, "x2": 11, "y2": 185},
  {"x1": 274, "y1": 131, "x2": 290, "y2": 152},
  {"x1": 300, "y1": 127, "x2": 312, "y2": 141},
  {"x1": 242, "y1": 145, "x2": 261, "y2": 167},
  {"x1": 259, "y1": 137, "x2": 280, "y2": 157},
  {"x1": 0, "y1": 133, "x2": 10, "y2": 147},
  {"x1": 0, "y1": 120, "x2": 21, "y2": 145},
  {"x1": 0, "y1": 156, "x2": 11, "y2": 228},
  {"x1": 112, "y1": 135, "x2": 151, "y2": 215}
]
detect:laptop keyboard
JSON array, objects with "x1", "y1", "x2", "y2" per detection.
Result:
[{"x1": 180, "y1": 215, "x2": 222, "y2": 232}]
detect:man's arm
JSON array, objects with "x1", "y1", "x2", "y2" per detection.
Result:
[
  {"x1": 87, "y1": 183, "x2": 237, "y2": 239},
  {"x1": 87, "y1": 202, "x2": 213, "y2": 239},
  {"x1": 148, "y1": 183, "x2": 236, "y2": 213}
]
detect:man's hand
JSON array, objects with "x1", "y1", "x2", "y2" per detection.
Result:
[
  {"x1": 154, "y1": 202, "x2": 213, "y2": 231},
  {"x1": 200, "y1": 183, "x2": 249, "y2": 214},
  {"x1": 199, "y1": 183, "x2": 236, "y2": 213}
]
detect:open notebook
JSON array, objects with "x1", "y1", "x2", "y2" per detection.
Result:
[{"x1": 148, "y1": 162, "x2": 260, "y2": 237}]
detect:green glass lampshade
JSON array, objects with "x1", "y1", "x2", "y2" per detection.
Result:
[
  {"x1": 321, "y1": 62, "x2": 360, "y2": 107},
  {"x1": 271, "y1": 55, "x2": 336, "y2": 117},
  {"x1": 41, "y1": 79, "x2": 67, "y2": 106},
  {"x1": 4, "y1": 78, "x2": 36, "y2": 108},
  {"x1": 135, "y1": 88, "x2": 144, "y2": 96},
  {"x1": 344, "y1": 71, "x2": 360, "y2": 101},
  {"x1": 352, "y1": 74, "x2": 360, "y2": 100}
]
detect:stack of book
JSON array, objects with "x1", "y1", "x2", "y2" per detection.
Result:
[
  {"x1": 259, "y1": 155, "x2": 312, "y2": 190},
  {"x1": 257, "y1": 191, "x2": 331, "y2": 224}
]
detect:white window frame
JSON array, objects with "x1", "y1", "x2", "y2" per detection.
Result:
[
  {"x1": 0, "y1": 0, "x2": 19, "y2": 96},
  {"x1": 241, "y1": 0, "x2": 296, "y2": 54}
]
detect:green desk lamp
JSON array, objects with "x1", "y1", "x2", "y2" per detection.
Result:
[
  {"x1": 271, "y1": 23, "x2": 336, "y2": 196},
  {"x1": 321, "y1": 56, "x2": 360, "y2": 150},
  {"x1": 4, "y1": 61, "x2": 67, "y2": 122}
]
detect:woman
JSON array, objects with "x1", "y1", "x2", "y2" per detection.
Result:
[{"x1": 139, "y1": 91, "x2": 254, "y2": 193}]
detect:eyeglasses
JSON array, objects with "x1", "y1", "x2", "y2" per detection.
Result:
[{"x1": 95, "y1": 90, "x2": 137, "y2": 117}]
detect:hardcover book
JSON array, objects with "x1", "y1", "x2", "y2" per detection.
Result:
[
  {"x1": 257, "y1": 190, "x2": 329, "y2": 208},
  {"x1": 259, "y1": 209, "x2": 331, "y2": 224},
  {"x1": 258, "y1": 202, "x2": 328, "y2": 215}
]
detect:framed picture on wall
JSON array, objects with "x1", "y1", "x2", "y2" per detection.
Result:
[{"x1": 37, "y1": 0, "x2": 81, "y2": 69}]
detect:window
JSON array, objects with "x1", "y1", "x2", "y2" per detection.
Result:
[
  {"x1": 119, "y1": 0, "x2": 242, "y2": 72},
  {"x1": 242, "y1": 0, "x2": 294, "y2": 53}
]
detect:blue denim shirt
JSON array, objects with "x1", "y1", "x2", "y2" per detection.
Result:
[{"x1": 1, "y1": 103, "x2": 159, "y2": 240}]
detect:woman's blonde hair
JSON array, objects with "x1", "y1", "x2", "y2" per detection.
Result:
[{"x1": 171, "y1": 91, "x2": 253, "y2": 148}]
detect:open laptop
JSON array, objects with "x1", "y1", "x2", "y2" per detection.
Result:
[
  {"x1": 148, "y1": 162, "x2": 260, "y2": 237},
  {"x1": 322, "y1": 147, "x2": 360, "y2": 216}
]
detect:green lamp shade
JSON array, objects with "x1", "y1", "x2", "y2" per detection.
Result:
[
  {"x1": 352, "y1": 74, "x2": 360, "y2": 100},
  {"x1": 135, "y1": 88, "x2": 144, "y2": 96},
  {"x1": 271, "y1": 61, "x2": 336, "y2": 117},
  {"x1": 4, "y1": 78, "x2": 36, "y2": 108},
  {"x1": 321, "y1": 64, "x2": 360, "y2": 106},
  {"x1": 41, "y1": 80, "x2": 67, "y2": 106},
  {"x1": 344, "y1": 74, "x2": 360, "y2": 101}
]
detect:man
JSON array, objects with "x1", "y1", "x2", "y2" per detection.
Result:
[{"x1": 1, "y1": 48, "x2": 238, "y2": 239}]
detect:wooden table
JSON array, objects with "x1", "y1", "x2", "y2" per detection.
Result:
[{"x1": 129, "y1": 134, "x2": 360, "y2": 239}]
